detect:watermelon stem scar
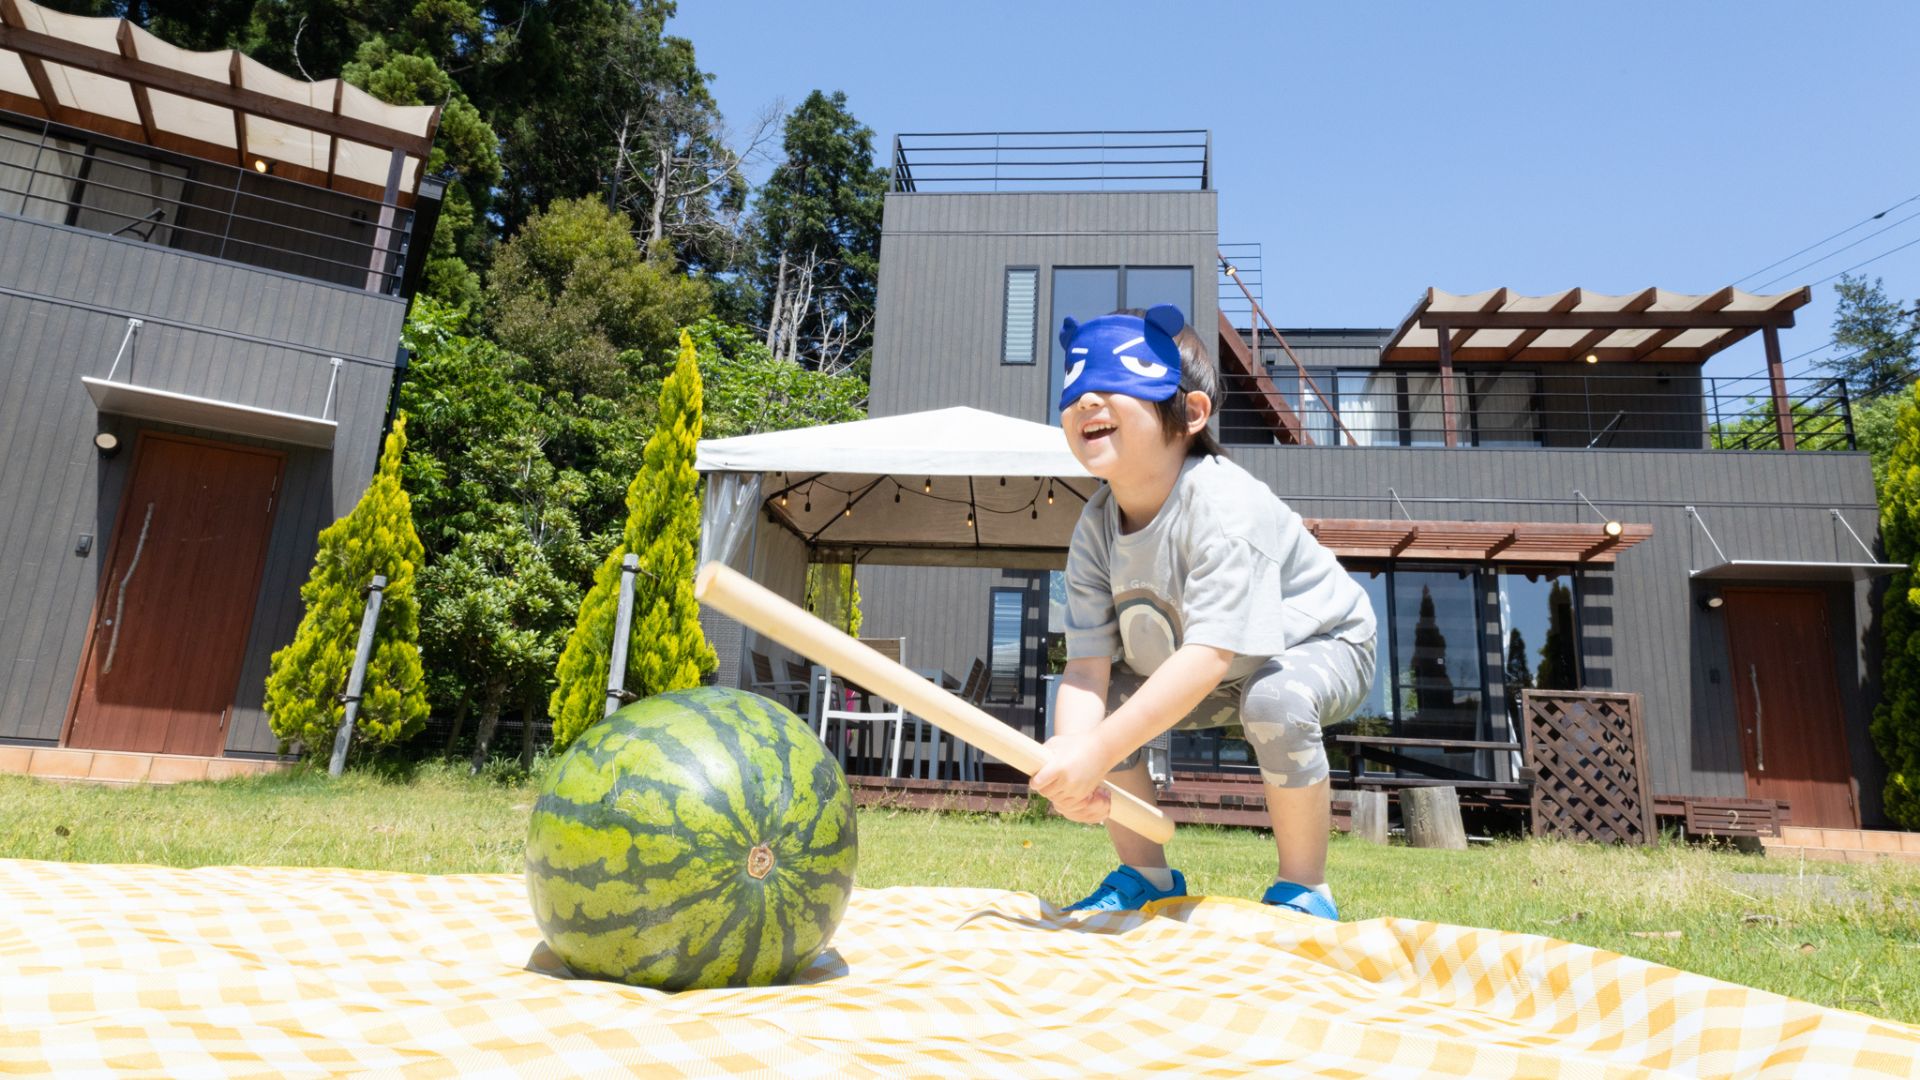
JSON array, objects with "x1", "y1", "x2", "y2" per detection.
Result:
[{"x1": 747, "y1": 844, "x2": 775, "y2": 879}]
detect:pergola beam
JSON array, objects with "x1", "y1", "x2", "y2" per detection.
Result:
[
  {"x1": 1420, "y1": 309, "x2": 1797, "y2": 331},
  {"x1": 0, "y1": 20, "x2": 433, "y2": 159}
]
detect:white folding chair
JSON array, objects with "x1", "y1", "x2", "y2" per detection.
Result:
[{"x1": 818, "y1": 638, "x2": 910, "y2": 777}]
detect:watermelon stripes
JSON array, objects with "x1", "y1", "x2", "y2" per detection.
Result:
[{"x1": 525, "y1": 687, "x2": 857, "y2": 990}]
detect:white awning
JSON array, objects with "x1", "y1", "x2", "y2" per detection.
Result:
[
  {"x1": 1690, "y1": 560, "x2": 1904, "y2": 583},
  {"x1": 83, "y1": 376, "x2": 337, "y2": 448}
]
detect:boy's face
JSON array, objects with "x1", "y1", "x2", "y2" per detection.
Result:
[{"x1": 1060, "y1": 390, "x2": 1184, "y2": 480}]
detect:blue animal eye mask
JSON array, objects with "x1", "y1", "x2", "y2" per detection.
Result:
[{"x1": 1057, "y1": 304, "x2": 1187, "y2": 412}]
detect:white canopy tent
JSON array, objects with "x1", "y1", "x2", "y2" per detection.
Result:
[{"x1": 695, "y1": 406, "x2": 1095, "y2": 688}]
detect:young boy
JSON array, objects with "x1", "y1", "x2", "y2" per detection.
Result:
[{"x1": 1029, "y1": 304, "x2": 1377, "y2": 919}]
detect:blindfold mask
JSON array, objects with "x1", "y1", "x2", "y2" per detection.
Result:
[{"x1": 1057, "y1": 304, "x2": 1187, "y2": 412}]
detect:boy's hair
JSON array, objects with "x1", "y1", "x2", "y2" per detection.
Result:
[{"x1": 1113, "y1": 307, "x2": 1227, "y2": 458}]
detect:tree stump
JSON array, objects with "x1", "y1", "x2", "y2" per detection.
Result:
[
  {"x1": 1349, "y1": 789, "x2": 1389, "y2": 845},
  {"x1": 1403, "y1": 785, "x2": 1468, "y2": 850}
]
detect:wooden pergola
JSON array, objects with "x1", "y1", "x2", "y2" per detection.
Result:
[
  {"x1": 0, "y1": 0, "x2": 438, "y2": 206},
  {"x1": 1307, "y1": 518, "x2": 1651, "y2": 564},
  {"x1": 1381, "y1": 286, "x2": 1814, "y2": 448}
]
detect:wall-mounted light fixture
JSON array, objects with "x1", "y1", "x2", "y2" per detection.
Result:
[
  {"x1": 1572, "y1": 489, "x2": 1623, "y2": 538},
  {"x1": 1698, "y1": 592, "x2": 1724, "y2": 611},
  {"x1": 93, "y1": 431, "x2": 120, "y2": 458},
  {"x1": 1584, "y1": 352, "x2": 1599, "y2": 364},
  {"x1": 252, "y1": 157, "x2": 272, "y2": 174}
]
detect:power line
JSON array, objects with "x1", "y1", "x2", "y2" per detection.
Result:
[
  {"x1": 1732, "y1": 191, "x2": 1920, "y2": 288},
  {"x1": 1805, "y1": 232, "x2": 1920, "y2": 289},
  {"x1": 1752, "y1": 206, "x2": 1920, "y2": 291}
]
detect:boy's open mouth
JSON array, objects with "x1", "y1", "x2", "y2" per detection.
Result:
[{"x1": 1081, "y1": 421, "x2": 1117, "y2": 442}]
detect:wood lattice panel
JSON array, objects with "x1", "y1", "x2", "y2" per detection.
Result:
[{"x1": 1522, "y1": 690, "x2": 1657, "y2": 845}]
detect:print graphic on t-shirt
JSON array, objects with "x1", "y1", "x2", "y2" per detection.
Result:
[{"x1": 1116, "y1": 589, "x2": 1181, "y2": 676}]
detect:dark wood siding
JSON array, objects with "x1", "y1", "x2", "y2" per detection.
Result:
[
  {"x1": 0, "y1": 214, "x2": 403, "y2": 755},
  {"x1": 870, "y1": 191, "x2": 1219, "y2": 423}
]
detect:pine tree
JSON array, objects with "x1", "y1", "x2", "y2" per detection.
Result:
[
  {"x1": 265, "y1": 416, "x2": 428, "y2": 756},
  {"x1": 1871, "y1": 383, "x2": 1920, "y2": 827},
  {"x1": 549, "y1": 330, "x2": 716, "y2": 749}
]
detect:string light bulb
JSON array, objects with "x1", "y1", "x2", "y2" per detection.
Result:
[
  {"x1": 803, "y1": 497, "x2": 811, "y2": 513},
  {"x1": 999, "y1": 476, "x2": 1006, "y2": 486},
  {"x1": 966, "y1": 510, "x2": 974, "y2": 528},
  {"x1": 923, "y1": 477, "x2": 932, "y2": 494},
  {"x1": 893, "y1": 486, "x2": 901, "y2": 503},
  {"x1": 1047, "y1": 484, "x2": 1055, "y2": 506},
  {"x1": 780, "y1": 492, "x2": 788, "y2": 508},
  {"x1": 1031, "y1": 506, "x2": 1038, "y2": 520},
  {"x1": 843, "y1": 501, "x2": 852, "y2": 519}
]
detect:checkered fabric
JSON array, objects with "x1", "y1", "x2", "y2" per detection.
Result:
[{"x1": 1, "y1": 859, "x2": 1914, "y2": 1078}]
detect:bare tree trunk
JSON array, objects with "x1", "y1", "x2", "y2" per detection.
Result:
[
  {"x1": 609, "y1": 111, "x2": 631, "y2": 211},
  {"x1": 648, "y1": 143, "x2": 671, "y2": 249},
  {"x1": 519, "y1": 691, "x2": 539, "y2": 769},
  {"x1": 443, "y1": 696, "x2": 471, "y2": 755},
  {"x1": 469, "y1": 682, "x2": 505, "y2": 775},
  {"x1": 766, "y1": 250, "x2": 789, "y2": 350}
]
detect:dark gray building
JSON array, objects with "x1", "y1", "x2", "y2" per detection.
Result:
[
  {"x1": 0, "y1": 5, "x2": 440, "y2": 775},
  {"x1": 860, "y1": 131, "x2": 1890, "y2": 829}
]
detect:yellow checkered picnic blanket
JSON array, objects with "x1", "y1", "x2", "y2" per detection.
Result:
[{"x1": 0, "y1": 859, "x2": 1914, "y2": 1078}]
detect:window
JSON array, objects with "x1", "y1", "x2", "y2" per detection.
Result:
[
  {"x1": 1048, "y1": 265, "x2": 1194, "y2": 417},
  {"x1": 1003, "y1": 268, "x2": 1038, "y2": 364},
  {"x1": 988, "y1": 588, "x2": 1026, "y2": 703},
  {"x1": 1497, "y1": 569, "x2": 1580, "y2": 728},
  {"x1": 0, "y1": 123, "x2": 84, "y2": 224}
]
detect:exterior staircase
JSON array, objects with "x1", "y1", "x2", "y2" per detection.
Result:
[{"x1": 1759, "y1": 825, "x2": 1920, "y2": 865}]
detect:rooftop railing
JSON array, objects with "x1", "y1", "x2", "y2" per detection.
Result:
[
  {"x1": 0, "y1": 111, "x2": 414, "y2": 294},
  {"x1": 890, "y1": 129, "x2": 1211, "y2": 193},
  {"x1": 1216, "y1": 368, "x2": 1856, "y2": 452}
]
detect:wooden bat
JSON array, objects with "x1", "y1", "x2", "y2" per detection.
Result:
[{"x1": 694, "y1": 561, "x2": 1176, "y2": 845}]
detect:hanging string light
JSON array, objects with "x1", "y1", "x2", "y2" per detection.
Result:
[
  {"x1": 999, "y1": 476, "x2": 1006, "y2": 486},
  {"x1": 1047, "y1": 482, "x2": 1055, "y2": 506},
  {"x1": 843, "y1": 501, "x2": 852, "y2": 519},
  {"x1": 780, "y1": 491, "x2": 789, "y2": 508},
  {"x1": 893, "y1": 480, "x2": 901, "y2": 503},
  {"x1": 923, "y1": 477, "x2": 932, "y2": 494}
]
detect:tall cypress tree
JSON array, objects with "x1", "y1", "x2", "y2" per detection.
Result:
[
  {"x1": 549, "y1": 330, "x2": 716, "y2": 749},
  {"x1": 265, "y1": 416, "x2": 428, "y2": 756},
  {"x1": 1871, "y1": 383, "x2": 1920, "y2": 828}
]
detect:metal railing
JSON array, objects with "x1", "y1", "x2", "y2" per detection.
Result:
[
  {"x1": 1217, "y1": 242, "x2": 1262, "y2": 325},
  {"x1": 890, "y1": 129, "x2": 1210, "y2": 193},
  {"x1": 0, "y1": 112, "x2": 413, "y2": 294},
  {"x1": 1215, "y1": 367, "x2": 1856, "y2": 451}
]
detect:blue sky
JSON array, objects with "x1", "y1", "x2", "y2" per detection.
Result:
[{"x1": 667, "y1": 2, "x2": 1920, "y2": 383}]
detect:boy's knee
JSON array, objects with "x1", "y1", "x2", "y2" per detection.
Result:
[{"x1": 1242, "y1": 682, "x2": 1330, "y2": 789}]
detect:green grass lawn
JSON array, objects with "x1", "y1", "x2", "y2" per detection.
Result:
[{"x1": 3, "y1": 765, "x2": 1917, "y2": 1024}]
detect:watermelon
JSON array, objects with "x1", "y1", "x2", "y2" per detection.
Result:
[{"x1": 525, "y1": 686, "x2": 856, "y2": 990}]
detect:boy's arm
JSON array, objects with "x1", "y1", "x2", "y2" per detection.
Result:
[
  {"x1": 1088, "y1": 644, "x2": 1234, "y2": 768},
  {"x1": 1033, "y1": 644, "x2": 1234, "y2": 815}
]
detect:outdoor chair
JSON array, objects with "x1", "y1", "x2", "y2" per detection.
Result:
[
  {"x1": 748, "y1": 650, "x2": 810, "y2": 714},
  {"x1": 818, "y1": 637, "x2": 910, "y2": 777}
]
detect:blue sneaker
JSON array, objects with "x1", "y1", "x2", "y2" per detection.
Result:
[
  {"x1": 1062, "y1": 866, "x2": 1187, "y2": 912},
  {"x1": 1261, "y1": 881, "x2": 1339, "y2": 920}
]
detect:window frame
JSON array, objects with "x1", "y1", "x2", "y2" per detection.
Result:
[
  {"x1": 987, "y1": 586, "x2": 1028, "y2": 705},
  {"x1": 1002, "y1": 266, "x2": 1039, "y2": 365}
]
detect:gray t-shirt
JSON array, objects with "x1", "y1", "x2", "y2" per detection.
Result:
[{"x1": 1064, "y1": 454, "x2": 1376, "y2": 683}]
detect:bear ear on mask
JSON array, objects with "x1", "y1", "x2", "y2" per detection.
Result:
[
  {"x1": 1058, "y1": 316, "x2": 1081, "y2": 353},
  {"x1": 1145, "y1": 304, "x2": 1185, "y2": 339}
]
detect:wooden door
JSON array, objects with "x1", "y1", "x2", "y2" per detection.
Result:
[
  {"x1": 66, "y1": 433, "x2": 283, "y2": 756},
  {"x1": 1721, "y1": 587, "x2": 1857, "y2": 828}
]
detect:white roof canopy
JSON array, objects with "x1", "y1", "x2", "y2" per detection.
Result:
[
  {"x1": 697, "y1": 407, "x2": 1094, "y2": 569},
  {"x1": 0, "y1": 0, "x2": 437, "y2": 201}
]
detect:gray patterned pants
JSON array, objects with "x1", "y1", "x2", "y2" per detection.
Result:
[{"x1": 1107, "y1": 636, "x2": 1376, "y2": 789}]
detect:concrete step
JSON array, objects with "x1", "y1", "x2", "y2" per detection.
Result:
[
  {"x1": 1772, "y1": 826, "x2": 1920, "y2": 855},
  {"x1": 1762, "y1": 824, "x2": 1920, "y2": 865}
]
